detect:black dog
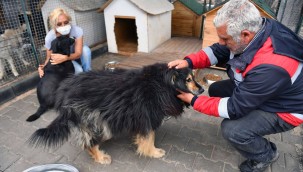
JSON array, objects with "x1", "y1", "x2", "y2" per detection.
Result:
[
  {"x1": 26, "y1": 35, "x2": 75, "y2": 122},
  {"x1": 28, "y1": 63, "x2": 204, "y2": 164}
]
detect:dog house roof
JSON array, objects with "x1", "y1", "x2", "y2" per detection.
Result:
[
  {"x1": 98, "y1": 0, "x2": 174, "y2": 15},
  {"x1": 40, "y1": 0, "x2": 105, "y2": 11}
]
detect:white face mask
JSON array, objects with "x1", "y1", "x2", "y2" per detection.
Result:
[{"x1": 56, "y1": 24, "x2": 71, "y2": 35}]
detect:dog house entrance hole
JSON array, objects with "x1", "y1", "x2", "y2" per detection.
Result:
[{"x1": 114, "y1": 17, "x2": 138, "y2": 55}]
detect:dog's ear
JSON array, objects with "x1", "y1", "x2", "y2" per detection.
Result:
[{"x1": 171, "y1": 70, "x2": 179, "y2": 85}]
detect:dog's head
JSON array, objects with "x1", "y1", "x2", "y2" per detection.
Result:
[
  {"x1": 166, "y1": 67, "x2": 204, "y2": 95},
  {"x1": 50, "y1": 35, "x2": 75, "y2": 55}
]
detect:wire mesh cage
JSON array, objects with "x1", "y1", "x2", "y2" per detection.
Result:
[{"x1": 0, "y1": 0, "x2": 45, "y2": 86}]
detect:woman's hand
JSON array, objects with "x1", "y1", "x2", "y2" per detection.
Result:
[
  {"x1": 167, "y1": 59, "x2": 189, "y2": 69},
  {"x1": 50, "y1": 53, "x2": 69, "y2": 65},
  {"x1": 38, "y1": 65, "x2": 44, "y2": 78}
]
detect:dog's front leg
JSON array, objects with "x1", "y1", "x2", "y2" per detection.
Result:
[
  {"x1": 135, "y1": 131, "x2": 165, "y2": 158},
  {"x1": 6, "y1": 56, "x2": 19, "y2": 77},
  {"x1": 87, "y1": 145, "x2": 112, "y2": 164}
]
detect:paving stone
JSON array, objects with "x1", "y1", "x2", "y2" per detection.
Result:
[
  {"x1": 275, "y1": 140, "x2": 297, "y2": 155},
  {"x1": 112, "y1": 144, "x2": 150, "y2": 170},
  {"x1": 4, "y1": 157, "x2": 34, "y2": 172},
  {"x1": 282, "y1": 130, "x2": 303, "y2": 145},
  {"x1": 21, "y1": 93, "x2": 38, "y2": 105},
  {"x1": 9, "y1": 99, "x2": 33, "y2": 111},
  {"x1": 54, "y1": 142, "x2": 82, "y2": 162},
  {"x1": 0, "y1": 116, "x2": 15, "y2": 131},
  {"x1": 184, "y1": 139, "x2": 213, "y2": 159},
  {"x1": 212, "y1": 146, "x2": 241, "y2": 169},
  {"x1": 179, "y1": 126, "x2": 205, "y2": 141},
  {"x1": 0, "y1": 146, "x2": 21, "y2": 171},
  {"x1": 159, "y1": 119, "x2": 182, "y2": 136},
  {"x1": 161, "y1": 133, "x2": 189, "y2": 150},
  {"x1": 223, "y1": 163, "x2": 239, "y2": 172},
  {"x1": 165, "y1": 146, "x2": 196, "y2": 170},
  {"x1": 144, "y1": 159, "x2": 177, "y2": 172},
  {"x1": 0, "y1": 106, "x2": 14, "y2": 116},
  {"x1": 3, "y1": 108, "x2": 27, "y2": 121},
  {"x1": 193, "y1": 120, "x2": 220, "y2": 136},
  {"x1": 20, "y1": 147, "x2": 61, "y2": 165},
  {"x1": 193, "y1": 155, "x2": 224, "y2": 172},
  {"x1": 285, "y1": 152, "x2": 301, "y2": 171},
  {"x1": 96, "y1": 160, "x2": 137, "y2": 172}
]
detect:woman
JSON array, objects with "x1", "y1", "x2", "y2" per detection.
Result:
[{"x1": 38, "y1": 8, "x2": 91, "y2": 77}]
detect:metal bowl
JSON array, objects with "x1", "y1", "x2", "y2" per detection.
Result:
[
  {"x1": 104, "y1": 61, "x2": 119, "y2": 71},
  {"x1": 203, "y1": 73, "x2": 222, "y2": 85},
  {"x1": 23, "y1": 164, "x2": 79, "y2": 172}
]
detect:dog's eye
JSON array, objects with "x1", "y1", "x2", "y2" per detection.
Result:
[{"x1": 186, "y1": 78, "x2": 192, "y2": 82}]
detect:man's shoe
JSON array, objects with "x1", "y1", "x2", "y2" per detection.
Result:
[{"x1": 239, "y1": 152, "x2": 279, "y2": 172}]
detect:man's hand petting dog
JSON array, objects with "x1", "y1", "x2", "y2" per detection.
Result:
[
  {"x1": 177, "y1": 89, "x2": 194, "y2": 104},
  {"x1": 167, "y1": 59, "x2": 189, "y2": 69},
  {"x1": 50, "y1": 53, "x2": 69, "y2": 65}
]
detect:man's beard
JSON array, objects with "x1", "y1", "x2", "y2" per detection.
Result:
[
  {"x1": 232, "y1": 43, "x2": 247, "y2": 55},
  {"x1": 230, "y1": 36, "x2": 248, "y2": 55}
]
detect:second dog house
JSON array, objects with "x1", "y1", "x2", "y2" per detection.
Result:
[{"x1": 99, "y1": 0, "x2": 174, "y2": 54}]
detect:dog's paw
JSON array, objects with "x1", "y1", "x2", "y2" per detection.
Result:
[
  {"x1": 26, "y1": 115, "x2": 40, "y2": 122},
  {"x1": 94, "y1": 154, "x2": 112, "y2": 164},
  {"x1": 151, "y1": 148, "x2": 165, "y2": 158}
]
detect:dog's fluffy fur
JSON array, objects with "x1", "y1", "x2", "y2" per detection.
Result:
[
  {"x1": 28, "y1": 63, "x2": 204, "y2": 164},
  {"x1": 26, "y1": 35, "x2": 75, "y2": 122},
  {"x1": 0, "y1": 24, "x2": 29, "y2": 79}
]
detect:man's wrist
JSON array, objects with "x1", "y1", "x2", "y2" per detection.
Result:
[{"x1": 190, "y1": 95, "x2": 198, "y2": 106}]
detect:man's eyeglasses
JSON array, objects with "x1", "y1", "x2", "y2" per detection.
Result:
[{"x1": 57, "y1": 21, "x2": 69, "y2": 27}]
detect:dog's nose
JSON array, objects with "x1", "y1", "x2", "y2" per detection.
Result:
[{"x1": 198, "y1": 87, "x2": 204, "y2": 94}]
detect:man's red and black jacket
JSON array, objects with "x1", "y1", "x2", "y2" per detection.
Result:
[{"x1": 186, "y1": 18, "x2": 303, "y2": 126}]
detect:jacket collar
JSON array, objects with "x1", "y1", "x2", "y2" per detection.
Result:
[{"x1": 227, "y1": 18, "x2": 303, "y2": 71}]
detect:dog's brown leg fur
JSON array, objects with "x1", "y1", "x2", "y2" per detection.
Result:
[
  {"x1": 134, "y1": 131, "x2": 165, "y2": 158},
  {"x1": 87, "y1": 145, "x2": 111, "y2": 164}
]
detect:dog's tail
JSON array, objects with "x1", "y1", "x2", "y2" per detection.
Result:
[
  {"x1": 26, "y1": 106, "x2": 48, "y2": 122},
  {"x1": 28, "y1": 108, "x2": 72, "y2": 148}
]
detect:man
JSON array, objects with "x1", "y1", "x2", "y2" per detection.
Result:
[{"x1": 168, "y1": 0, "x2": 303, "y2": 171}]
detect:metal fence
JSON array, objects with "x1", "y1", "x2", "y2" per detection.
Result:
[{"x1": 0, "y1": 0, "x2": 46, "y2": 86}]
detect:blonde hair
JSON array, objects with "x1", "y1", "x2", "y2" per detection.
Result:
[{"x1": 49, "y1": 8, "x2": 72, "y2": 29}]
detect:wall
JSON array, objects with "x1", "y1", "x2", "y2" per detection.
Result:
[
  {"x1": 75, "y1": 10, "x2": 106, "y2": 47},
  {"x1": 104, "y1": 0, "x2": 148, "y2": 53},
  {"x1": 147, "y1": 12, "x2": 172, "y2": 52}
]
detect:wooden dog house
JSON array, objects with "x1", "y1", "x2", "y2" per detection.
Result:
[
  {"x1": 172, "y1": 0, "x2": 204, "y2": 37},
  {"x1": 98, "y1": 0, "x2": 174, "y2": 55}
]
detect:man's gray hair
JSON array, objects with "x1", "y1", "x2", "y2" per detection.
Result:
[{"x1": 213, "y1": 0, "x2": 262, "y2": 42}]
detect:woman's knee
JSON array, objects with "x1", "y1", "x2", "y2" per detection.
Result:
[{"x1": 82, "y1": 45, "x2": 91, "y2": 58}]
